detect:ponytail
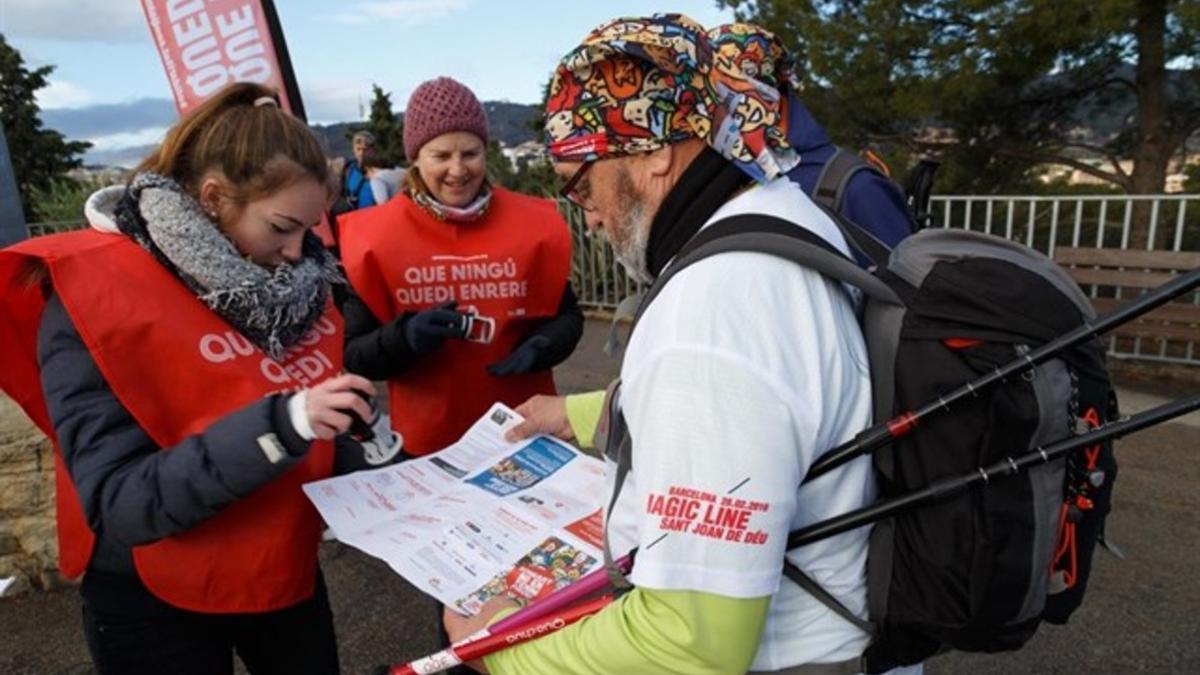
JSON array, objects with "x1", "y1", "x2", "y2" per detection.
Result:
[{"x1": 135, "y1": 83, "x2": 329, "y2": 204}]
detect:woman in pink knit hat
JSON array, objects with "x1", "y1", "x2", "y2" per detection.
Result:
[{"x1": 337, "y1": 76, "x2": 583, "y2": 457}]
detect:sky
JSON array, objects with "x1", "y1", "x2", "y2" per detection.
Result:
[{"x1": 1, "y1": 0, "x2": 738, "y2": 166}]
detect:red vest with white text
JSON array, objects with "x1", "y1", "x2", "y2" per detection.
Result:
[
  {"x1": 339, "y1": 188, "x2": 570, "y2": 454},
  {"x1": 0, "y1": 229, "x2": 341, "y2": 613}
]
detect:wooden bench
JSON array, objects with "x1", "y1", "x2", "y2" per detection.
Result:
[{"x1": 1053, "y1": 247, "x2": 1200, "y2": 347}]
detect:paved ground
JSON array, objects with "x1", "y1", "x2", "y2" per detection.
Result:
[{"x1": 1, "y1": 318, "x2": 1197, "y2": 674}]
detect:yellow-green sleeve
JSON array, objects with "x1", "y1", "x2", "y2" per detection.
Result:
[
  {"x1": 564, "y1": 390, "x2": 606, "y2": 450},
  {"x1": 482, "y1": 587, "x2": 770, "y2": 675}
]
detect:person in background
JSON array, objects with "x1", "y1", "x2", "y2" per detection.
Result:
[
  {"x1": 337, "y1": 76, "x2": 583, "y2": 457},
  {"x1": 333, "y1": 130, "x2": 377, "y2": 214},
  {"x1": 366, "y1": 157, "x2": 404, "y2": 205},
  {"x1": 0, "y1": 82, "x2": 394, "y2": 675},
  {"x1": 778, "y1": 94, "x2": 912, "y2": 248},
  {"x1": 707, "y1": 23, "x2": 913, "y2": 254},
  {"x1": 444, "y1": 16, "x2": 920, "y2": 675}
]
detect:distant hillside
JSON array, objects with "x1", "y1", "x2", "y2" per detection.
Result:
[
  {"x1": 484, "y1": 101, "x2": 543, "y2": 147},
  {"x1": 1027, "y1": 64, "x2": 1195, "y2": 146},
  {"x1": 311, "y1": 101, "x2": 540, "y2": 160}
]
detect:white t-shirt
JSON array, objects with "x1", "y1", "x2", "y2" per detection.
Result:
[{"x1": 605, "y1": 178, "x2": 880, "y2": 671}]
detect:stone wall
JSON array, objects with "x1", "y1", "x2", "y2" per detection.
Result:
[{"x1": 0, "y1": 393, "x2": 59, "y2": 597}]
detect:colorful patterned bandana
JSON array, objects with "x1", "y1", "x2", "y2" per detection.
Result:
[
  {"x1": 706, "y1": 22, "x2": 801, "y2": 94},
  {"x1": 544, "y1": 14, "x2": 799, "y2": 183}
]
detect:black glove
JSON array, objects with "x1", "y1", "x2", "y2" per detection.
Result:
[
  {"x1": 487, "y1": 336, "x2": 550, "y2": 376},
  {"x1": 403, "y1": 301, "x2": 467, "y2": 355}
]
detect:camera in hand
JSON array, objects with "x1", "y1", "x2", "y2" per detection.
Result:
[
  {"x1": 455, "y1": 306, "x2": 496, "y2": 344},
  {"x1": 340, "y1": 389, "x2": 379, "y2": 442}
]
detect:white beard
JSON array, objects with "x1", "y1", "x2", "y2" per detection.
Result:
[
  {"x1": 607, "y1": 167, "x2": 655, "y2": 284},
  {"x1": 610, "y1": 197, "x2": 654, "y2": 284}
]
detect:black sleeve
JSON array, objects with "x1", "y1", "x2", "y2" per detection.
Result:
[
  {"x1": 341, "y1": 288, "x2": 423, "y2": 380},
  {"x1": 37, "y1": 294, "x2": 312, "y2": 548},
  {"x1": 527, "y1": 284, "x2": 585, "y2": 371}
]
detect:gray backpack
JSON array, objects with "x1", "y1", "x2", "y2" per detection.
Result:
[{"x1": 603, "y1": 212, "x2": 1115, "y2": 673}]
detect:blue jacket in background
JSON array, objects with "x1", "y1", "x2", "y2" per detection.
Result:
[
  {"x1": 784, "y1": 97, "x2": 913, "y2": 250},
  {"x1": 344, "y1": 160, "x2": 376, "y2": 210}
]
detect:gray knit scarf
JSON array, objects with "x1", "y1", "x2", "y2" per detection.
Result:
[{"x1": 115, "y1": 172, "x2": 343, "y2": 360}]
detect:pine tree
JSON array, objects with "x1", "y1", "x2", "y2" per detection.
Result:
[
  {"x1": 721, "y1": 0, "x2": 1200, "y2": 244},
  {"x1": 0, "y1": 35, "x2": 91, "y2": 221},
  {"x1": 346, "y1": 83, "x2": 405, "y2": 166}
]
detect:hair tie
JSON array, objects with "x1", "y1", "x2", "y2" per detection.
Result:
[{"x1": 254, "y1": 96, "x2": 279, "y2": 108}]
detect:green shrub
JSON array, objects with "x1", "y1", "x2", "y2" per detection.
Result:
[{"x1": 27, "y1": 177, "x2": 102, "y2": 225}]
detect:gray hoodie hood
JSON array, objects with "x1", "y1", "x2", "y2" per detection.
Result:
[{"x1": 83, "y1": 185, "x2": 125, "y2": 234}]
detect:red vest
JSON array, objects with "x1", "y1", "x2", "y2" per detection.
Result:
[
  {"x1": 0, "y1": 230, "x2": 342, "y2": 613},
  {"x1": 340, "y1": 188, "x2": 570, "y2": 454}
]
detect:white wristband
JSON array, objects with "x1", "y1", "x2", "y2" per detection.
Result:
[{"x1": 287, "y1": 390, "x2": 317, "y2": 441}]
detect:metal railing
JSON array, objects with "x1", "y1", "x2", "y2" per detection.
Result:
[
  {"x1": 928, "y1": 195, "x2": 1199, "y2": 257},
  {"x1": 930, "y1": 195, "x2": 1199, "y2": 365},
  {"x1": 566, "y1": 193, "x2": 1200, "y2": 366},
  {"x1": 26, "y1": 220, "x2": 85, "y2": 237},
  {"x1": 565, "y1": 207, "x2": 642, "y2": 312},
  {"x1": 29, "y1": 194, "x2": 1198, "y2": 365}
]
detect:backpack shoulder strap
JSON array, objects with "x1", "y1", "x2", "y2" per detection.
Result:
[
  {"x1": 812, "y1": 148, "x2": 898, "y2": 267},
  {"x1": 814, "y1": 148, "x2": 874, "y2": 213},
  {"x1": 345, "y1": 160, "x2": 369, "y2": 198},
  {"x1": 784, "y1": 560, "x2": 876, "y2": 636},
  {"x1": 812, "y1": 201, "x2": 892, "y2": 269},
  {"x1": 630, "y1": 213, "x2": 901, "y2": 334}
]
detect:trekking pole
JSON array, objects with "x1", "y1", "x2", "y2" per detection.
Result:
[
  {"x1": 806, "y1": 268, "x2": 1200, "y2": 481},
  {"x1": 386, "y1": 594, "x2": 614, "y2": 675},
  {"x1": 387, "y1": 396, "x2": 1197, "y2": 674},
  {"x1": 790, "y1": 394, "x2": 1200, "y2": 550},
  {"x1": 381, "y1": 554, "x2": 631, "y2": 675},
  {"x1": 485, "y1": 552, "x2": 632, "y2": 634}
]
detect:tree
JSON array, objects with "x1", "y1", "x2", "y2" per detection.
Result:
[
  {"x1": 0, "y1": 35, "x2": 91, "y2": 221},
  {"x1": 486, "y1": 140, "x2": 516, "y2": 186},
  {"x1": 528, "y1": 76, "x2": 553, "y2": 136},
  {"x1": 510, "y1": 158, "x2": 560, "y2": 198},
  {"x1": 1185, "y1": 161, "x2": 1200, "y2": 194},
  {"x1": 720, "y1": 0, "x2": 1200, "y2": 244},
  {"x1": 486, "y1": 140, "x2": 560, "y2": 198},
  {"x1": 348, "y1": 83, "x2": 404, "y2": 166}
]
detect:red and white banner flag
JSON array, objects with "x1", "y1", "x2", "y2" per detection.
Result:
[
  {"x1": 140, "y1": 0, "x2": 301, "y2": 116},
  {"x1": 140, "y1": 1, "x2": 342, "y2": 245}
]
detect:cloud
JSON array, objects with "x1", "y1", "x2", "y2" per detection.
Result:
[
  {"x1": 76, "y1": 128, "x2": 168, "y2": 168},
  {"x1": 41, "y1": 98, "x2": 177, "y2": 140},
  {"x1": 301, "y1": 78, "x2": 381, "y2": 125},
  {"x1": 328, "y1": 0, "x2": 469, "y2": 26},
  {"x1": 35, "y1": 80, "x2": 95, "y2": 109},
  {"x1": 84, "y1": 144, "x2": 158, "y2": 169},
  {"x1": 86, "y1": 127, "x2": 169, "y2": 153},
  {"x1": 39, "y1": 97, "x2": 173, "y2": 167},
  {"x1": 0, "y1": 1, "x2": 147, "y2": 43}
]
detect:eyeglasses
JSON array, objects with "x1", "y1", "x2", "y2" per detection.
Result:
[{"x1": 558, "y1": 160, "x2": 594, "y2": 210}]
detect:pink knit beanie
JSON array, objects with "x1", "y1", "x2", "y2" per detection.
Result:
[{"x1": 403, "y1": 77, "x2": 489, "y2": 160}]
